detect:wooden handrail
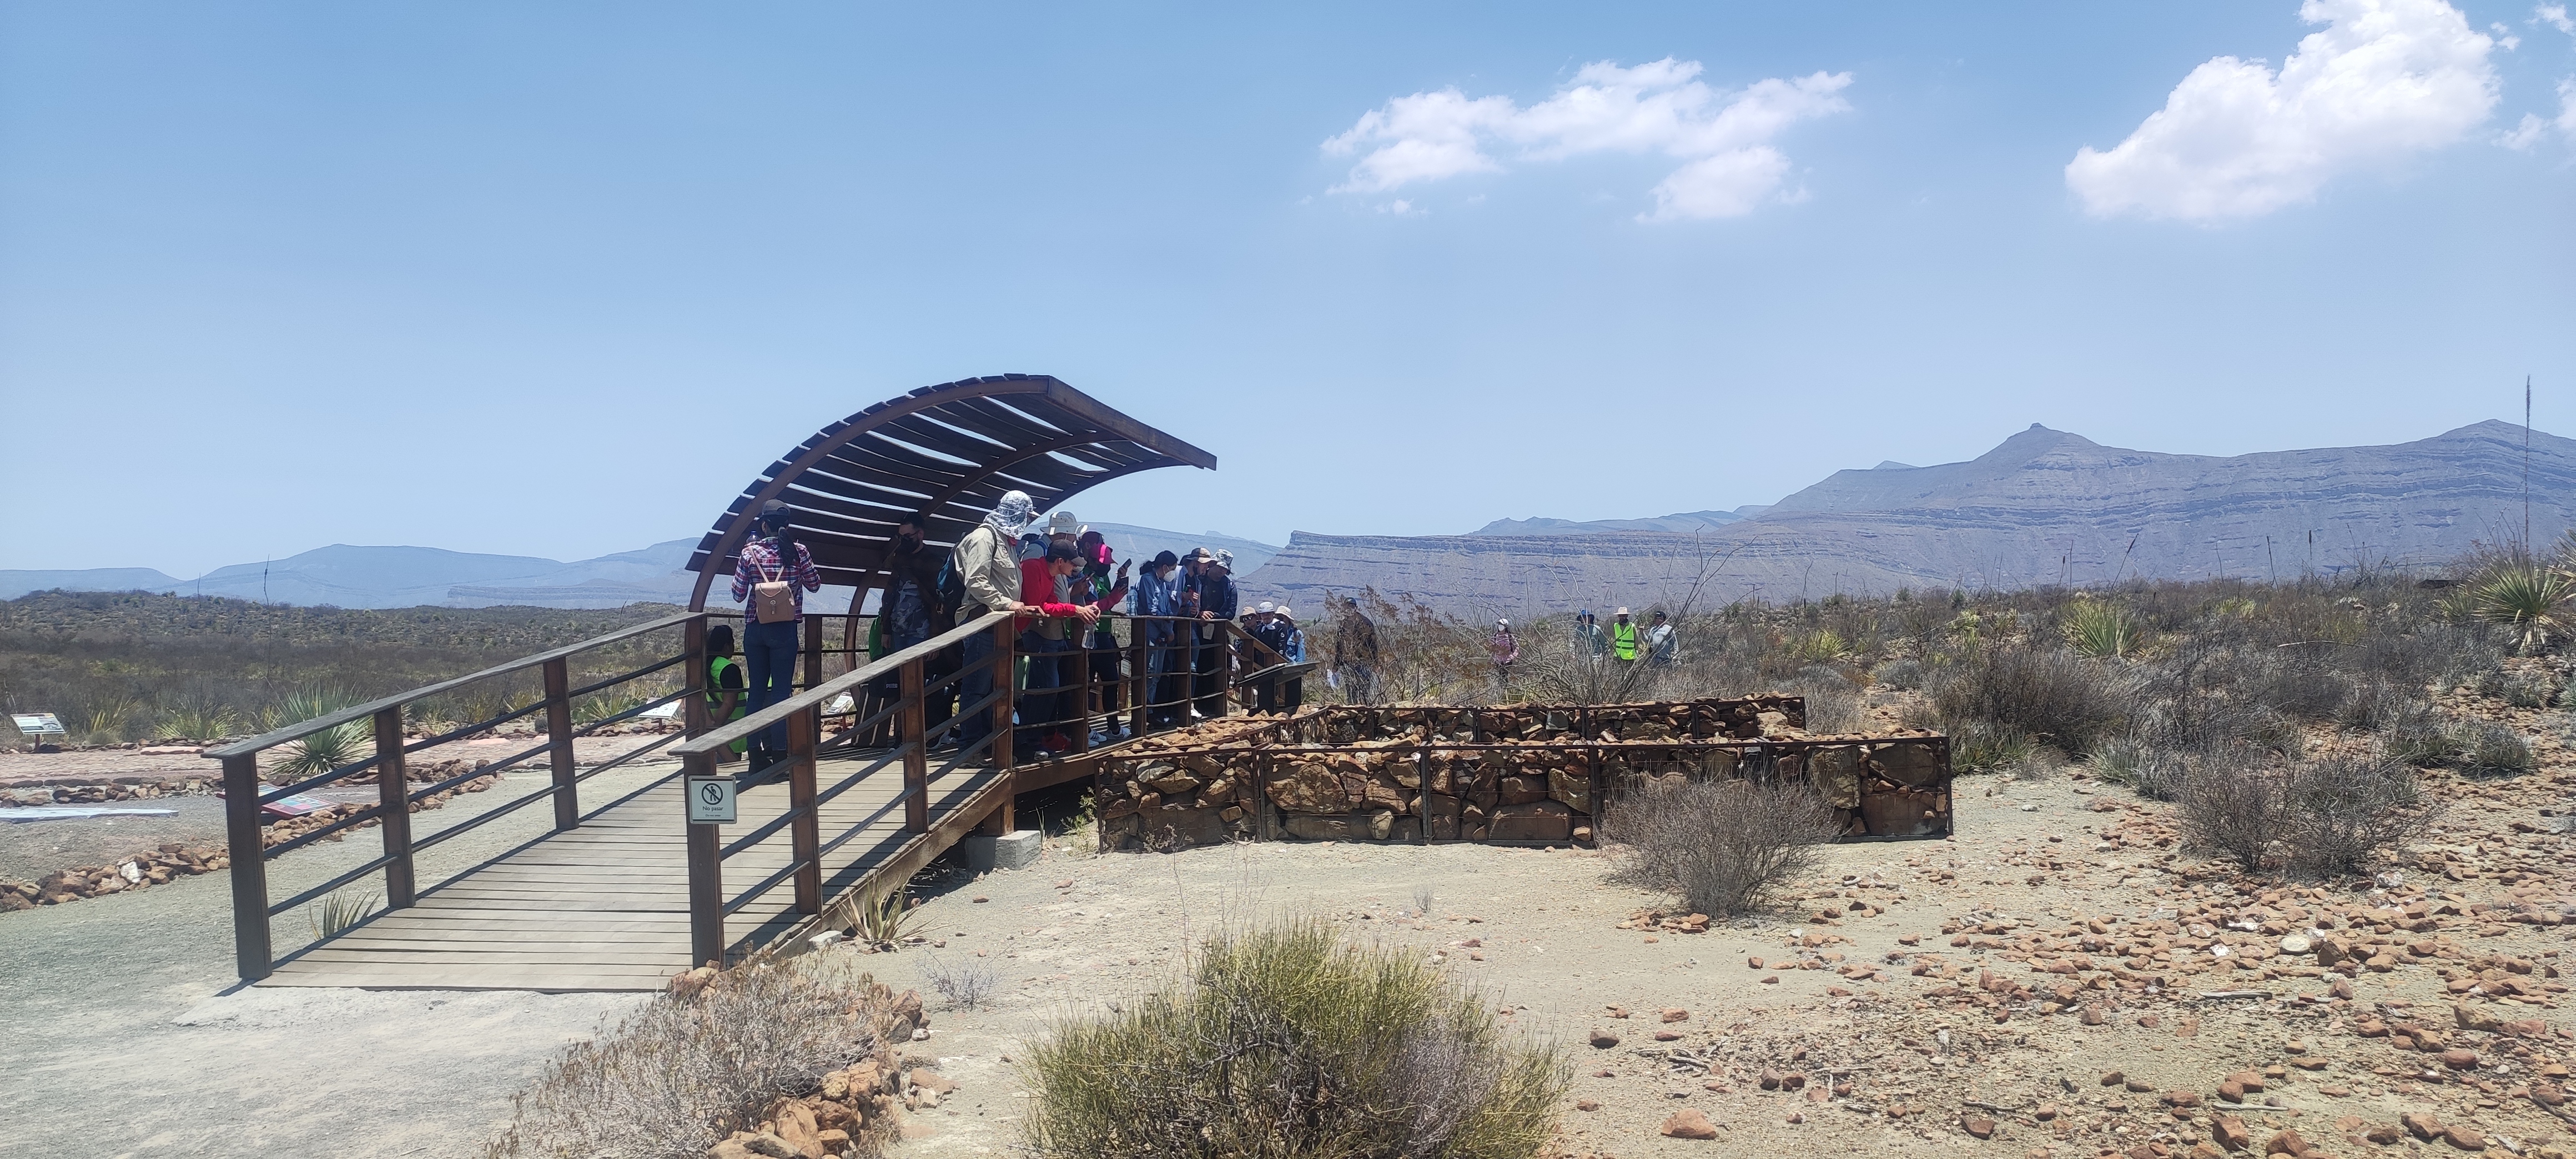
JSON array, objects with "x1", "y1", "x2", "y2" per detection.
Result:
[
  {"x1": 204, "y1": 610, "x2": 700, "y2": 758},
  {"x1": 671, "y1": 613, "x2": 997, "y2": 759}
]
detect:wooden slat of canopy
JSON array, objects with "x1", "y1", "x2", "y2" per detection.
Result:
[{"x1": 685, "y1": 375, "x2": 1215, "y2": 612}]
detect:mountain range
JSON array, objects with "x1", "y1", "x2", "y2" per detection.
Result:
[
  {"x1": 0, "y1": 526, "x2": 1284, "y2": 610},
  {"x1": 11, "y1": 421, "x2": 2566, "y2": 615},
  {"x1": 1240, "y1": 420, "x2": 2575, "y2": 614}
]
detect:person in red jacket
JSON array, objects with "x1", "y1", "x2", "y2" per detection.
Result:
[{"x1": 1018, "y1": 541, "x2": 1102, "y2": 755}]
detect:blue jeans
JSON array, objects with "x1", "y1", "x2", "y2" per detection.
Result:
[
  {"x1": 743, "y1": 618, "x2": 799, "y2": 753},
  {"x1": 955, "y1": 626, "x2": 996, "y2": 755}
]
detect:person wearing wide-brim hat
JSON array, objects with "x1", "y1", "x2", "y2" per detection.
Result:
[{"x1": 1610, "y1": 607, "x2": 1640, "y2": 665}]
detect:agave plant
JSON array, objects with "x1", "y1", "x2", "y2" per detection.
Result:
[
  {"x1": 158, "y1": 702, "x2": 240, "y2": 743},
  {"x1": 2062, "y1": 599, "x2": 2140, "y2": 659},
  {"x1": 2474, "y1": 568, "x2": 2574, "y2": 655},
  {"x1": 308, "y1": 889, "x2": 379, "y2": 940},
  {"x1": 268, "y1": 687, "x2": 371, "y2": 780}
]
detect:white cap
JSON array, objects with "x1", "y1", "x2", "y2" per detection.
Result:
[
  {"x1": 1496, "y1": 618, "x2": 1509, "y2": 627},
  {"x1": 1615, "y1": 607, "x2": 1630, "y2": 616},
  {"x1": 1256, "y1": 601, "x2": 1276, "y2": 614}
]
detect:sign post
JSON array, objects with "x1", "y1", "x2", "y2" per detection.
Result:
[{"x1": 686, "y1": 775, "x2": 737, "y2": 825}]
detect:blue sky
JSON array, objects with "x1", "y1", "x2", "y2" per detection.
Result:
[{"x1": 4, "y1": 1, "x2": 2572, "y2": 577}]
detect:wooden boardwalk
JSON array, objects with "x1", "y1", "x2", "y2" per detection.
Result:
[{"x1": 261, "y1": 753, "x2": 1004, "y2": 991}]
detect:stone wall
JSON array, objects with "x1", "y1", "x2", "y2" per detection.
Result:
[{"x1": 1095, "y1": 697, "x2": 1951, "y2": 852}]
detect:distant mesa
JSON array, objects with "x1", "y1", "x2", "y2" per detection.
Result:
[{"x1": 1239, "y1": 420, "x2": 2575, "y2": 614}]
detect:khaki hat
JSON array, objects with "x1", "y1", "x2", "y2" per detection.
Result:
[{"x1": 1615, "y1": 607, "x2": 1630, "y2": 616}]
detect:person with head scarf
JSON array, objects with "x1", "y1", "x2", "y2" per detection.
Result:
[{"x1": 951, "y1": 490, "x2": 1042, "y2": 758}]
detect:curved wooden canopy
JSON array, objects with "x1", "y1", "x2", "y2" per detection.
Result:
[{"x1": 686, "y1": 375, "x2": 1216, "y2": 613}]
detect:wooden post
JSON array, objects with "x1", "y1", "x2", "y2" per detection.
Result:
[
  {"x1": 990, "y1": 618, "x2": 1016, "y2": 772},
  {"x1": 683, "y1": 616, "x2": 709, "y2": 739},
  {"x1": 222, "y1": 753, "x2": 273, "y2": 982},
  {"x1": 542, "y1": 657, "x2": 578, "y2": 830},
  {"x1": 684, "y1": 748, "x2": 724, "y2": 968},
  {"x1": 788, "y1": 704, "x2": 821, "y2": 914},
  {"x1": 373, "y1": 708, "x2": 416, "y2": 909},
  {"x1": 899, "y1": 656, "x2": 929, "y2": 834},
  {"x1": 1072, "y1": 631, "x2": 1093, "y2": 756},
  {"x1": 986, "y1": 618, "x2": 1016, "y2": 834}
]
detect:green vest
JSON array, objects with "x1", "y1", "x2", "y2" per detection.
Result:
[
  {"x1": 1611, "y1": 621, "x2": 1639, "y2": 661},
  {"x1": 707, "y1": 655, "x2": 747, "y2": 753}
]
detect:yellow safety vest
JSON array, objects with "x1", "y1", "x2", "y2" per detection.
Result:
[{"x1": 1611, "y1": 622, "x2": 1639, "y2": 661}]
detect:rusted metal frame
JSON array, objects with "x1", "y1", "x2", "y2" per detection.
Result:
[
  {"x1": 817, "y1": 440, "x2": 975, "y2": 491},
  {"x1": 672, "y1": 616, "x2": 983, "y2": 759},
  {"x1": 1129, "y1": 629, "x2": 1150, "y2": 737},
  {"x1": 820, "y1": 783, "x2": 922, "y2": 856},
  {"x1": 982, "y1": 618, "x2": 1017, "y2": 835},
  {"x1": 206, "y1": 611, "x2": 698, "y2": 759},
  {"x1": 723, "y1": 860, "x2": 808, "y2": 916},
  {"x1": 900, "y1": 655, "x2": 930, "y2": 833},
  {"x1": 543, "y1": 658, "x2": 580, "y2": 830},
  {"x1": 788, "y1": 707, "x2": 822, "y2": 914},
  {"x1": 373, "y1": 708, "x2": 416, "y2": 908},
  {"x1": 685, "y1": 616, "x2": 711, "y2": 738},
  {"x1": 903, "y1": 400, "x2": 1048, "y2": 453},
  {"x1": 223, "y1": 753, "x2": 274, "y2": 981}
]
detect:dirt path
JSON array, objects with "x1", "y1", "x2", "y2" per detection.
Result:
[{"x1": 0, "y1": 764, "x2": 671, "y2": 1159}]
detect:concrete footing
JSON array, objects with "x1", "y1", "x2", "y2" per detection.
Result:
[{"x1": 960, "y1": 829, "x2": 1040, "y2": 873}]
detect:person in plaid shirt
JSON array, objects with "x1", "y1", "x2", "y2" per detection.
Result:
[{"x1": 731, "y1": 499, "x2": 822, "y2": 777}]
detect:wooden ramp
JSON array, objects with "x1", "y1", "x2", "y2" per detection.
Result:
[{"x1": 261, "y1": 754, "x2": 1005, "y2": 991}]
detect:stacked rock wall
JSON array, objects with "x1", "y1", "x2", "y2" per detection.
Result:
[{"x1": 1093, "y1": 697, "x2": 1950, "y2": 852}]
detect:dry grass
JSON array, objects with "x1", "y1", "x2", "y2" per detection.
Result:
[
  {"x1": 485, "y1": 958, "x2": 899, "y2": 1159},
  {"x1": 2176, "y1": 747, "x2": 2287, "y2": 873},
  {"x1": 1018, "y1": 919, "x2": 1568, "y2": 1159},
  {"x1": 2281, "y1": 754, "x2": 2441, "y2": 874},
  {"x1": 1602, "y1": 777, "x2": 1841, "y2": 918}
]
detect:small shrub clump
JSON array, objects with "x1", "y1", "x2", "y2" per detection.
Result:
[
  {"x1": 1604, "y1": 777, "x2": 1841, "y2": 917},
  {"x1": 2176, "y1": 747, "x2": 2286, "y2": 873},
  {"x1": 1929, "y1": 644, "x2": 2130, "y2": 757},
  {"x1": 1019, "y1": 920, "x2": 1568, "y2": 1159},
  {"x1": 486, "y1": 959, "x2": 903, "y2": 1159},
  {"x1": 2280, "y1": 755, "x2": 2440, "y2": 874}
]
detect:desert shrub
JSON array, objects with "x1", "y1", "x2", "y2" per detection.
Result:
[
  {"x1": 925, "y1": 955, "x2": 998, "y2": 1011},
  {"x1": 2459, "y1": 721, "x2": 2535, "y2": 774},
  {"x1": 1018, "y1": 920, "x2": 1567, "y2": 1159},
  {"x1": 1784, "y1": 667, "x2": 1861, "y2": 733},
  {"x1": 1603, "y1": 778, "x2": 1840, "y2": 916},
  {"x1": 2336, "y1": 680, "x2": 2427, "y2": 733},
  {"x1": 2380, "y1": 717, "x2": 2460, "y2": 767},
  {"x1": 1947, "y1": 719, "x2": 2037, "y2": 774},
  {"x1": 2503, "y1": 669, "x2": 2560, "y2": 709},
  {"x1": 1870, "y1": 658, "x2": 1925, "y2": 691},
  {"x1": 487, "y1": 959, "x2": 900, "y2": 1159},
  {"x1": 2176, "y1": 747, "x2": 2287, "y2": 872},
  {"x1": 158, "y1": 701, "x2": 240, "y2": 743},
  {"x1": 2241, "y1": 658, "x2": 2350, "y2": 722},
  {"x1": 1930, "y1": 644, "x2": 2129, "y2": 757},
  {"x1": 2280, "y1": 755, "x2": 2439, "y2": 874},
  {"x1": 2348, "y1": 624, "x2": 2488, "y2": 691}
]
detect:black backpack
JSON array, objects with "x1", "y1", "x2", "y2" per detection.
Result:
[{"x1": 934, "y1": 550, "x2": 967, "y2": 616}]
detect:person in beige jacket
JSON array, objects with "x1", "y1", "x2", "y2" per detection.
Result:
[{"x1": 951, "y1": 491, "x2": 1040, "y2": 755}]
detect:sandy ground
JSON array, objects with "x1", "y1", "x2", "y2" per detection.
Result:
[
  {"x1": 848, "y1": 759, "x2": 2574, "y2": 1159},
  {"x1": 0, "y1": 763, "x2": 670, "y2": 1159}
]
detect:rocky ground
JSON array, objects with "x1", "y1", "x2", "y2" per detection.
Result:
[{"x1": 843, "y1": 715, "x2": 2572, "y2": 1159}]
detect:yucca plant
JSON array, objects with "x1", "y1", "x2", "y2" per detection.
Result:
[
  {"x1": 269, "y1": 687, "x2": 371, "y2": 781},
  {"x1": 2062, "y1": 599, "x2": 2140, "y2": 659},
  {"x1": 840, "y1": 888, "x2": 920, "y2": 949},
  {"x1": 309, "y1": 889, "x2": 379, "y2": 939},
  {"x1": 571, "y1": 687, "x2": 646, "y2": 725},
  {"x1": 2474, "y1": 568, "x2": 2574, "y2": 655},
  {"x1": 158, "y1": 702, "x2": 240, "y2": 743},
  {"x1": 80, "y1": 694, "x2": 147, "y2": 743}
]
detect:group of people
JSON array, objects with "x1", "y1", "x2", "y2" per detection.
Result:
[
  {"x1": 709, "y1": 491, "x2": 1372, "y2": 775},
  {"x1": 1571, "y1": 607, "x2": 1678, "y2": 666}
]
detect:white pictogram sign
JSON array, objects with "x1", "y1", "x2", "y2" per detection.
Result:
[{"x1": 686, "y1": 776, "x2": 736, "y2": 824}]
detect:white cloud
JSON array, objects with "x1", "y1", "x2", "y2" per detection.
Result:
[
  {"x1": 2535, "y1": 4, "x2": 2575, "y2": 34},
  {"x1": 2065, "y1": 0, "x2": 2499, "y2": 221},
  {"x1": 1322, "y1": 60, "x2": 1852, "y2": 221},
  {"x1": 2504, "y1": 77, "x2": 2576, "y2": 147},
  {"x1": 2502, "y1": 111, "x2": 2550, "y2": 148}
]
